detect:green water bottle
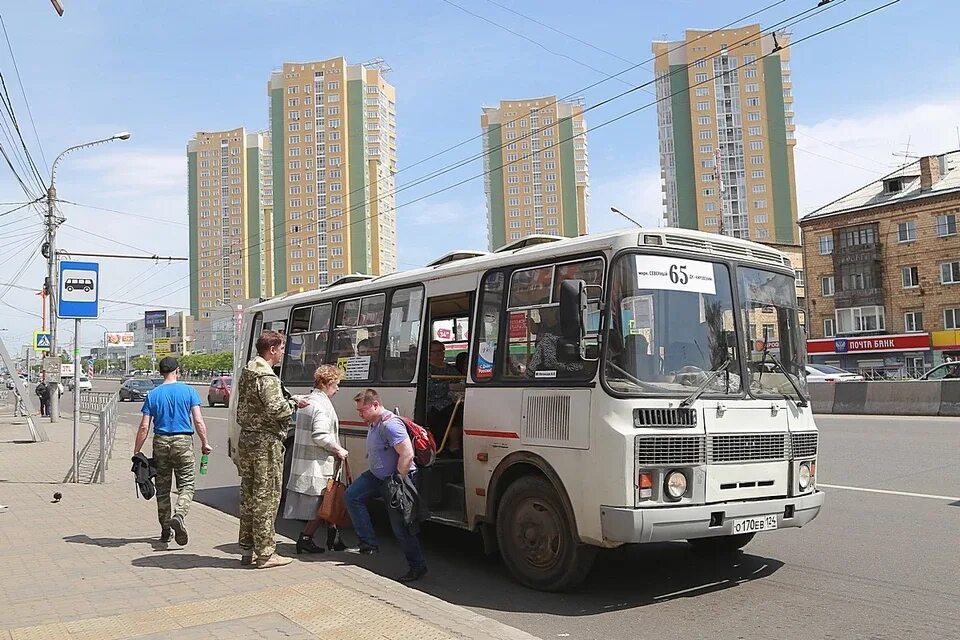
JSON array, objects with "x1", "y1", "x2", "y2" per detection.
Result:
[{"x1": 199, "y1": 453, "x2": 209, "y2": 476}]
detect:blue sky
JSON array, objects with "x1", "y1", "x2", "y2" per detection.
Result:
[{"x1": 0, "y1": 0, "x2": 958, "y2": 350}]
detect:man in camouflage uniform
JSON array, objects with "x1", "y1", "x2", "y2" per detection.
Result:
[
  {"x1": 236, "y1": 330, "x2": 306, "y2": 568},
  {"x1": 134, "y1": 356, "x2": 212, "y2": 545}
]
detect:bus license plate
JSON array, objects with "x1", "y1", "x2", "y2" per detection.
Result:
[{"x1": 732, "y1": 515, "x2": 778, "y2": 534}]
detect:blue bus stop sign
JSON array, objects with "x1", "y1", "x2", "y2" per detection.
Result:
[{"x1": 58, "y1": 261, "x2": 100, "y2": 319}]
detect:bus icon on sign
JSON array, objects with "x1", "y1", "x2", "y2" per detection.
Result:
[{"x1": 64, "y1": 278, "x2": 94, "y2": 293}]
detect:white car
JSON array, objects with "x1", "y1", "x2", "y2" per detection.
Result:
[
  {"x1": 805, "y1": 364, "x2": 864, "y2": 383},
  {"x1": 67, "y1": 375, "x2": 93, "y2": 392}
]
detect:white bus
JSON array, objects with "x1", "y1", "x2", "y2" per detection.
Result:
[{"x1": 228, "y1": 228, "x2": 823, "y2": 591}]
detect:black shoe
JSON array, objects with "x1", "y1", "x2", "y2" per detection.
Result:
[
  {"x1": 327, "y1": 527, "x2": 347, "y2": 551},
  {"x1": 296, "y1": 534, "x2": 325, "y2": 554},
  {"x1": 397, "y1": 566, "x2": 428, "y2": 583},
  {"x1": 357, "y1": 542, "x2": 379, "y2": 555},
  {"x1": 159, "y1": 528, "x2": 172, "y2": 543},
  {"x1": 169, "y1": 514, "x2": 188, "y2": 546}
]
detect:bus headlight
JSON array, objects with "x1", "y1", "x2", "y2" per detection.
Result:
[
  {"x1": 798, "y1": 462, "x2": 812, "y2": 490},
  {"x1": 664, "y1": 470, "x2": 688, "y2": 499}
]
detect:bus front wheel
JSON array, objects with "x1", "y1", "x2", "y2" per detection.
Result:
[
  {"x1": 687, "y1": 533, "x2": 756, "y2": 553},
  {"x1": 496, "y1": 475, "x2": 596, "y2": 591}
]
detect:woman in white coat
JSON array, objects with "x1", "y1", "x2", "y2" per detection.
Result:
[{"x1": 283, "y1": 364, "x2": 349, "y2": 553}]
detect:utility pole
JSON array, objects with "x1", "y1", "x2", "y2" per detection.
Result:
[{"x1": 44, "y1": 132, "x2": 131, "y2": 423}]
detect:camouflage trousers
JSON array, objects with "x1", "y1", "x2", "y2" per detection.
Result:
[
  {"x1": 237, "y1": 431, "x2": 284, "y2": 558},
  {"x1": 153, "y1": 434, "x2": 196, "y2": 530}
]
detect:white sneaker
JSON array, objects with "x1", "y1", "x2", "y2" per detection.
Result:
[{"x1": 0, "y1": 505, "x2": 8, "y2": 513}]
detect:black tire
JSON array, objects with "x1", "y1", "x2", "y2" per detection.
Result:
[
  {"x1": 207, "y1": 396, "x2": 215, "y2": 407},
  {"x1": 223, "y1": 398, "x2": 229, "y2": 408},
  {"x1": 687, "y1": 533, "x2": 756, "y2": 553},
  {"x1": 495, "y1": 475, "x2": 596, "y2": 591}
]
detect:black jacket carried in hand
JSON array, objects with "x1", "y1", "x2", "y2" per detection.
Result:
[
  {"x1": 131, "y1": 453, "x2": 157, "y2": 500},
  {"x1": 385, "y1": 472, "x2": 429, "y2": 529}
]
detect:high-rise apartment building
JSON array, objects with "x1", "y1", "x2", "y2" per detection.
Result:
[
  {"x1": 268, "y1": 57, "x2": 397, "y2": 292},
  {"x1": 653, "y1": 25, "x2": 798, "y2": 244},
  {"x1": 188, "y1": 128, "x2": 274, "y2": 320},
  {"x1": 481, "y1": 97, "x2": 589, "y2": 251}
]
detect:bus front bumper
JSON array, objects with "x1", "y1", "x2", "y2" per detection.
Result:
[{"x1": 600, "y1": 490, "x2": 824, "y2": 544}]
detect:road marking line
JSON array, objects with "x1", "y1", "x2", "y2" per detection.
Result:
[{"x1": 819, "y1": 483, "x2": 960, "y2": 501}]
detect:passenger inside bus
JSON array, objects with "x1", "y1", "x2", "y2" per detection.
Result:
[
  {"x1": 526, "y1": 308, "x2": 583, "y2": 377},
  {"x1": 426, "y1": 340, "x2": 463, "y2": 456}
]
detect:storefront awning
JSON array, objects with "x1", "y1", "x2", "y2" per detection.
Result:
[{"x1": 807, "y1": 333, "x2": 930, "y2": 355}]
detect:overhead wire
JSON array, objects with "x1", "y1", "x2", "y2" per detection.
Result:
[
  {"x1": 56, "y1": 199, "x2": 189, "y2": 227},
  {"x1": 0, "y1": 13, "x2": 47, "y2": 175}
]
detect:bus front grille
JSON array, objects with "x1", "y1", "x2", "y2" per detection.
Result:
[
  {"x1": 635, "y1": 435, "x2": 705, "y2": 466},
  {"x1": 790, "y1": 432, "x2": 818, "y2": 458},
  {"x1": 707, "y1": 433, "x2": 788, "y2": 463}
]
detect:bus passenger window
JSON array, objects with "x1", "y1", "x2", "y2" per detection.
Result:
[
  {"x1": 382, "y1": 286, "x2": 424, "y2": 382},
  {"x1": 282, "y1": 304, "x2": 331, "y2": 385},
  {"x1": 474, "y1": 271, "x2": 504, "y2": 382},
  {"x1": 331, "y1": 293, "x2": 385, "y2": 382}
]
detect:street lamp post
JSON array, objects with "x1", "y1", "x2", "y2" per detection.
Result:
[{"x1": 46, "y1": 132, "x2": 131, "y2": 422}]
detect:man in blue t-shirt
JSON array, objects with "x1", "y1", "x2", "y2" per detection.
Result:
[
  {"x1": 134, "y1": 357, "x2": 212, "y2": 546},
  {"x1": 345, "y1": 388, "x2": 426, "y2": 583}
]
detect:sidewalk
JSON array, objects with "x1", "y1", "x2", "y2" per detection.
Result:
[{"x1": 0, "y1": 413, "x2": 539, "y2": 640}]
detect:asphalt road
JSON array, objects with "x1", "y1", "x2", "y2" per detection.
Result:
[{"x1": 103, "y1": 381, "x2": 960, "y2": 640}]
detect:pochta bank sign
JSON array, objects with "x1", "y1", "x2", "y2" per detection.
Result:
[{"x1": 807, "y1": 333, "x2": 930, "y2": 355}]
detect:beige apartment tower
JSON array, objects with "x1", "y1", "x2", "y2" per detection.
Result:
[
  {"x1": 481, "y1": 97, "x2": 589, "y2": 251},
  {"x1": 268, "y1": 57, "x2": 397, "y2": 292},
  {"x1": 653, "y1": 25, "x2": 799, "y2": 245},
  {"x1": 188, "y1": 128, "x2": 274, "y2": 320}
]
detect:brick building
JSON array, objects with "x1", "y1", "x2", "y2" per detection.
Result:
[{"x1": 800, "y1": 151, "x2": 960, "y2": 376}]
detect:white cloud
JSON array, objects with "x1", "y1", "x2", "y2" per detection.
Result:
[{"x1": 795, "y1": 96, "x2": 960, "y2": 217}]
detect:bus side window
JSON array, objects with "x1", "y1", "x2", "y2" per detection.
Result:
[
  {"x1": 474, "y1": 271, "x2": 504, "y2": 382},
  {"x1": 282, "y1": 303, "x2": 331, "y2": 385},
  {"x1": 246, "y1": 312, "x2": 263, "y2": 364},
  {"x1": 331, "y1": 294, "x2": 385, "y2": 382},
  {"x1": 382, "y1": 286, "x2": 424, "y2": 382}
]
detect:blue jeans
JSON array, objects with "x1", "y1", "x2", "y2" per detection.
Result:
[{"x1": 346, "y1": 470, "x2": 426, "y2": 570}]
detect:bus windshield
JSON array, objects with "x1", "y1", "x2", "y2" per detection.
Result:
[
  {"x1": 604, "y1": 253, "x2": 742, "y2": 396},
  {"x1": 738, "y1": 266, "x2": 807, "y2": 400}
]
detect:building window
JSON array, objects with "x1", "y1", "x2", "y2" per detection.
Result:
[
  {"x1": 746, "y1": 83, "x2": 759, "y2": 92},
  {"x1": 750, "y1": 141, "x2": 764, "y2": 151},
  {"x1": 795, "y1": 269, "x2": 805, "y2": 287},
  {"x1": 753, "y1": 199, "x2": 767, "y2": 209},
  {"x1": 748, "y1": 111, "x2": 761, "y2": 121},
  {"x1": 699, "y1": 144, "x2": 713, "y2": 153},
  {"x1": 751, "y1": 155, "x2": 764, "y2": 165},
  {"x1": 695, "y1": 87, "x2": 709, "y2": 96},
  {"x1": 836, "y1": 306, "x2": 885, "y2": 334},
  {"x1": 755, "y1": 214, "x2": 768, "y2": 223},
  {"x1": 746, "y1": 97, "x2": 760, "y2": 107},
  {"x1": 703, "y1": 188, "x2": 716, "y2": 196},
  {"x1": 936, "y1": 213, "x2": 957, "y2": 237},
  {"x1": 823, "y1": 318, "x2": 835, "y2": 337},
  {"x1": 902, "y1": 266, "x2": 920, "y2": 288},
  {"x1": 697, "y1": 116, "x2": 711, "y2": 125},
  {"x1": 941, "y1": 261, "x2": 960, "y2": 284},
  {"x1": 695, "y1": 73, "x2": 708, "y2": 83},
  {"x1": 704, "y1": 202, "x2": 716, "y2": 212},
  {"x1": 898, "y1": 220, "x2": 917, "y2": 242},
  {"x1": 753, "y1": 184, "x2": 767, "y2": 193},
  {"x1": 818, "y1": 235, "x2": 834, "y2": 255},
  {"x1": 904, "y1": 311, "x2": 923, "y2": 333},
  {"x1": 821, "y1": 276, "x2": 835, "y2": 297},
  {"x1": 946, "y1": 308, "x2": 960, "y2": 330},
  {"x1": 704, "y1": 216, "x2": 719, "y2": 226},
  {"x1": 752, "y1": 170, "x2": 765, "y2": 179},
  {"x1": 698, "y1": 130, "x2": 712, "y2": 139}
]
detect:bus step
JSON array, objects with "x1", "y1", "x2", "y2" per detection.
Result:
[{"x1": 443, "y1": 482, "x2": 466, "y2": 513}]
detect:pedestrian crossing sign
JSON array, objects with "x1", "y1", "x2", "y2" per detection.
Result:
[{"x1": 33, "y1": 331, "x2": 51, "y2": 351}]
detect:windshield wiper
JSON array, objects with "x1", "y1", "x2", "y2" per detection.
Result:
[
  {"x1": 760, "y1": 354, "x2": 809, "y2": 407},
  {"x1": 679, "y1": 359, "x2": 732, "y2": 407},
  {"x1": 605, "y1": 361, "x2": 666, "y2": 393}
]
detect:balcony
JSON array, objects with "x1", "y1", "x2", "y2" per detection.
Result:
[
  {"x1": 834, "y1": 241, "x2": 882, "y2": 267},
  {"x1": 834, "y1": 287, "x2": 884, "y2": 308}
]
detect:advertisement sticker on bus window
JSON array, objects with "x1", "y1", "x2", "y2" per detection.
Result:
[
  {"x1": 336, "y1": 355, "x2": 371, "y2": 380},
  {"x1": 534, "y1": 370, "x2": 557, "y2": 379},
  {"x1": 636, "y1": 255, "x2": 716, "y2": 295},
  {"x1": 477, "y1": 341, "x2": 496, "y2": 379}
]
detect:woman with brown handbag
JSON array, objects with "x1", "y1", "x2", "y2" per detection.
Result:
[{"x1": 282, "y1": 364, "x2": 349, "y2": 553}]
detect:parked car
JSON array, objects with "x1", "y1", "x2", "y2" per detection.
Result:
[
  {"x1": 920, "y1": 362, "x2": 960, "y2": 380},
  {"x1": 119, "y1": 378, "x2": 155, "y2": 402},
  {"x1": 66, "y1": 375, "x2": 93, "y2": 392},
  {"x1": 805, "y1": 364, "x2": 864, "y2": 383},
  {"x1": 151, "y1": 377, "x2": 164, "y2": 387},
  {"x1": 207, "y1": 376, "x2": 232, "y2": 407}
]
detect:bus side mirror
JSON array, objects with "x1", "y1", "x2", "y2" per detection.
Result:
[{"x1": 559, "y1": 279, "x2": 587, "y2": 343}]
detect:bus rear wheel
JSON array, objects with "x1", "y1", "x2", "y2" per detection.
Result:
[
  {"x1": 496, "y1": 475, "x2": 596, "y2": 591},
  {"x1": 687, "y1": 533, "x2": 756, "y2": 553}
]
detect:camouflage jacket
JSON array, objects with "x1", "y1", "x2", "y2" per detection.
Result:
[{"x1": 236, "y1": 356, "x2": 295, "y2": 440}]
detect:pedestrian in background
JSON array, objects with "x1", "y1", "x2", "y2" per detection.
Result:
[
  {"x1": 345, "y1": 389, "x2": 427, "y2": 583},
  {"x1": 133, "y1": 356, "x2": 212, "y2": 545},
  {"x1": 35, "y1": 377, "x2": 51, "y2": 417},
  {"x1": 284, "y1": 364, "x2": 349, "y2": 554},
  {"x1": 235, "y1": 330, "x2": 307, "y2": 569}
]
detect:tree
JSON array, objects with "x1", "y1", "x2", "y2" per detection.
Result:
[
  {"x1": 93, "y1": 358, "x2": 107, "y2": 373},
  {"x1": 131, "y1": 355, "x2": 152, "y2": 371},
  {"x1": 212, "y1": 351, "x2": 233, "y2": 373}
]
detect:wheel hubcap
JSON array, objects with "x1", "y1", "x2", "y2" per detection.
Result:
[{"x1": 513, "y1": 498, "x2": 563, "y2": 570}]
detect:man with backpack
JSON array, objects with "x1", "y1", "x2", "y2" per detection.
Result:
[{"x1": 345, "y1": 388, "x2": 428, "y2": 583}]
